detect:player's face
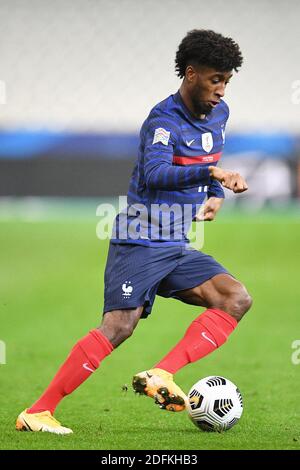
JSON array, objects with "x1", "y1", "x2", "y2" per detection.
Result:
[{"x1": 188, "y1": 66, "x2": 233, "y2": 116}]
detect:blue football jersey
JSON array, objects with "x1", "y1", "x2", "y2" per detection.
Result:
[{"x1": 112, "y1": 91, "x2": 229, "y2": 246}]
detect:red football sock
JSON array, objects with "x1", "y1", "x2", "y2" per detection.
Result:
[
  {"x1": 155, "y1": 308, "x2": 237, "y2": 374},
  {"x1": 27, "y1": 329, "x2": 113, "y2": 414}
]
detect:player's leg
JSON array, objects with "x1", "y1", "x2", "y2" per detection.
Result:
[
  {"x1": 155, "y1": 273, "x2": 252, "y2": 374},
  {"x1": 99, "y1": 307, "x2": 143, "y2": 347},
  {"x1": 170, "y1": 273, "x2": 251, "y2": 321},
  {"x1": 16, "y1": 243, "x2": 181, "y2": 432},
  {"x1": 133, "y1": 250, "x2": 252, "y2": 412},
  {"x1": 16, "y1": 307, "x2": 143, "y2": 434}
]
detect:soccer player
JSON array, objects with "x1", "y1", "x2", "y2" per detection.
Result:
[{"x1": 16, "y1": 30, "x2": 252, "y2": 434}]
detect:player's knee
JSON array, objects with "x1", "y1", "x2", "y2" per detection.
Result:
[{"x1": 226, "y1": 284, "x2": 252, "y2": 321}]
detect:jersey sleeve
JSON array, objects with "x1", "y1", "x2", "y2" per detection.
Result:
[
  {"x1": 207, "y1": 179, "x2": 225, "y2": 199},
  {"x1": 143, "y1": 115, "x2": 212, "y2": 190}
]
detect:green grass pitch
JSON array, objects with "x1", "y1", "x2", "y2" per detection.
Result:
[{"x1": 0, "y1": 210, "x2": 300, "y2": 450}]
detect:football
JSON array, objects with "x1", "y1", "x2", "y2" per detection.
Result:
[{"x1": 187, "y1": 376, "x2": 243, "y2": 432}]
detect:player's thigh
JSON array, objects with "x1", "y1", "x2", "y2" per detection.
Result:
[
  {"x1": 175, "y1": 273, "x2": 241, "y2": 307},
  {"x1": 177, "y1": 273, "x2": 252, "y2": 321}
]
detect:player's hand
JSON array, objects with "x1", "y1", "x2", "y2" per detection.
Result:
[
  {"x1": 195, "y1": 197, "x2": 224, "y2": 222},
  {"x1": 209, "y1": 166, "x2": 248, "y2": 193}
]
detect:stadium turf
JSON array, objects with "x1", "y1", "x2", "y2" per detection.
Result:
[{"x1": 0, "y1": 209, "x2": 299, "y2": 450}]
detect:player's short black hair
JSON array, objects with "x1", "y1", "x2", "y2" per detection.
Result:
[{"x1": 175, "y1": 29, "x2": 243, "y2": 78}]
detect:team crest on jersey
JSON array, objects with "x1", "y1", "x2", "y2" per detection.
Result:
[
  {"x1": 201, "y1": 132, "x2": 213, "y2": 153},
  {"x1": 152, "y1": 127, "x2": 170, "y2": 146}
]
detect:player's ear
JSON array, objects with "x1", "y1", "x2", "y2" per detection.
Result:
[{"x1": 185, "y1": 65, "x2": 197, "y2": 83}]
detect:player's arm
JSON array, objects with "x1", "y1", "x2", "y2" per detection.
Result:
[
  {"x1": 207, "y1": 178, "x2": 225, "y2": 199},
  {"x1": 143, "y1": 118, "x2": 211, "y2": 190},
  {"x1": 196, "y1": 168, "x2": 247, "y2": 221}
]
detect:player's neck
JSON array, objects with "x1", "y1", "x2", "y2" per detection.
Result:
[{"x1": 179, "y1": 85, "x2": 206, "y2": 120}]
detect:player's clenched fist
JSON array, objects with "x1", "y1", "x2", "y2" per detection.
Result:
[{"x1": 209, "y1": 166, "x2": 248, "y2": 193}]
